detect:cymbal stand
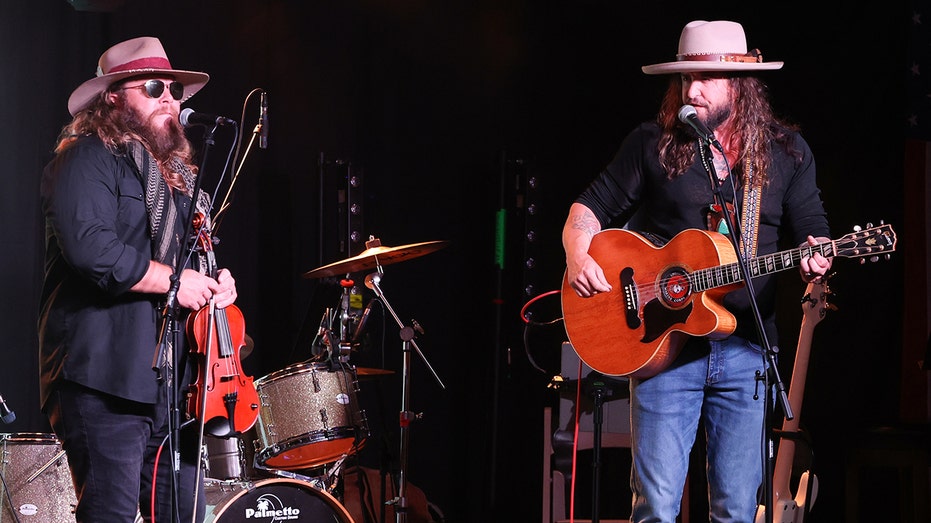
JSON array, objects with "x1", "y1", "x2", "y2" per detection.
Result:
[{"x1": 364, "y1": 267, "x2": 445, "y2": 523}]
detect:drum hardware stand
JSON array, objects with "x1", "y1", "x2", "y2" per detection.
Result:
[
  {"x1": 314, "y1": 278, "x2": 366, "y2": 366},
  {"x1": 271, "y1": 468, "x2": 331, "y2": 492},
  {"x1": 337, "y1": 278, "x2": 360, "y2": 364},
  {"x1": 364, "y1": 268, "x2": 445, "y2": 523}
]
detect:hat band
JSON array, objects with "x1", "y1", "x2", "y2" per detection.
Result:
[
  {"x1": 105, "y1": 56, "x2": 174, "y2": 76},
  {"x1": 677, "y1": 49, "x2": 764, "y2": 64}
]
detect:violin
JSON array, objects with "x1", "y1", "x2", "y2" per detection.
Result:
[{"x1": 185, "y1": 213, "x2": 259, "y2": 437}]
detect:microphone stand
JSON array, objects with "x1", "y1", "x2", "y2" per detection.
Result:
[
  {"x1": 699, "y1": 139, "x2": 791, "y2": 523},
  {"x1": 151, "y1": 121, "x2": 218, "y2": 523},
  {"x1": 364, "y1": 267, "x2": 445, "y2": 523}
]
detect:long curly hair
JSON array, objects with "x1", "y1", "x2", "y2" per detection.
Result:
[
  {"x1": 655, "y1": 74, "x2": 801, "y2": 187},
  {"x1": 54, "y1": 88, "x2": 197, "y2": 193}
]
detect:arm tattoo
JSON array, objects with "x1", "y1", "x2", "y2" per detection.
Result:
[{"x1": 571, "y1": 211, "x2": 601, "y2": 237}]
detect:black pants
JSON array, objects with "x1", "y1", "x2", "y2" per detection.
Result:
[{"x1": 46, "y1": 380, "x2": 205, "y2": 523}]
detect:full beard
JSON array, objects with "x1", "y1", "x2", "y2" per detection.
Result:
[
  {"x1": 704, "y1": 105, "x2": 731, "y2": 132},
  {"x1": 122, "y1": 105, "x2": 190, "y2": 163}
]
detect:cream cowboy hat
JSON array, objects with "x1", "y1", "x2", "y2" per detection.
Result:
[
  {"x1": 68, "y1": 36, "x2": 209, "y2": 116},
  {"x1": 641, "y1": 20, "x2": 783, "y2": 75}
]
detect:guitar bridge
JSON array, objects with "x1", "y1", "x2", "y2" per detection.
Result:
[{"x1": 620, "y1": 267, "x2": 641, "y2": 329}]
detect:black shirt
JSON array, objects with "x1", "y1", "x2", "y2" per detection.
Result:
[
  {"x1": 576, "y1": 122, "x2": 830, "y2": 344},
  {"x1": 39, "y1": 136, "x2": 195, "y2": 406}
]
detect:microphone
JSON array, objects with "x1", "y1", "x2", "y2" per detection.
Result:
[
  {"x1": 0, "y1": 393, "x2": 16, "y2": 424},
  {"x1": 677, "y1": 105, "x2": 723, "y2": 151},
  {"x1": 351, "y1": 299, "x2": 375, "y2": 344},
  {"x1": 259, "y1": 91, "x2": 269, "y2": 149},
  {"x1": 179, "y1": 108, "x2": 236, "y2": 128}
]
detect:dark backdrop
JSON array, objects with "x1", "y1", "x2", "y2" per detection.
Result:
[{"x1": 0, "y1": 1, "x2": 915, "y2": 522}]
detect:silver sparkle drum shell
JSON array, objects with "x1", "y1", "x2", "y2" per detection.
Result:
[
  {"x1": 0, "y1": 433, "x2": 77, "y2": 522},
  {"x1": 253, "y1": 362, "x2": 367, "y2": 470}
]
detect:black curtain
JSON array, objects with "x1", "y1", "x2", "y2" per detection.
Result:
[{"x1": 0, "y1": 2, "x2": 911, "y2": 521}]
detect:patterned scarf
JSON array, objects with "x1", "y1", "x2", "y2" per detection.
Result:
[{"x1": 126, "y1": 140, "x2": 212, "y2": 268}]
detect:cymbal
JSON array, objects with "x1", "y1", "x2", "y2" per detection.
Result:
[
  {"x1": 355, "y1": 367, "x2": 395, "y2": 379},
  {"x1": 302, "y1": 239, "x2": 449, "y2": 279}
]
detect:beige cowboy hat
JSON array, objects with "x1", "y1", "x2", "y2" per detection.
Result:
[
  {"x1": 68, "y1": 36, "x2": 209, "y2": 116},
  {"x1": 641, "y1": 20, "x2": 783, "y2": 75}
]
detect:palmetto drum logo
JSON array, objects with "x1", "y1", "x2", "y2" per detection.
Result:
[
  {"x1": 244, "y1": 492, "x2": 301, "y2": 521},
  {"x1": 207, "y1": 478, "x2": 353, "y2": 523}
]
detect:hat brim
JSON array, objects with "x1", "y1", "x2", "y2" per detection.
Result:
[
  {"x1": 68, "y1": 68, "x2": 210, "y2": 116},
  {"x1": 642, "y1": 61, "x2": 784, "y2": 75}
]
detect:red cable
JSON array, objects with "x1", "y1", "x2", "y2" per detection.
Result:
[
  {"x1": 150, "y1": 441, "x2": 165, "y2": 523},
  {"x1": 519, "y1": 289, "x2": 560, "y2": 323}
]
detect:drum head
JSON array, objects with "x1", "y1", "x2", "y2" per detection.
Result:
[{"x1": 207, "y1": 478, "x2": 354, "y2": 522}]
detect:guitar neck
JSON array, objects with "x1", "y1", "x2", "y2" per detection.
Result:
[
  {"x1": 772, "y1": 316, "x2": 815, "y2": 496},
  {"x1": 692, "y1": 241, "x2": 835, "y2": 292}
]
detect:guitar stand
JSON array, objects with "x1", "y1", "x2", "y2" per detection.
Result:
[{"x1": 364, "y1": 267, "x2": 445, "y2": 523}]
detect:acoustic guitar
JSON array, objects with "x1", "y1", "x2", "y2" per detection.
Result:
[{"x1": 561, "y1": 223, "x2": 895, "y2": 377}]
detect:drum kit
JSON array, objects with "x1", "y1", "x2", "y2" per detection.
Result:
[
  {"x1": 199, "y1": 236, "x2": 449, "y2": 522},
  {"x1": 0, "y1": 238, "x2": 447, "y2": 523}
]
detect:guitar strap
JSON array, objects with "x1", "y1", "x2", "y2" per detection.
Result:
[
  {"x1": 739, "y1": 160, "x2": 762, "y2": 258},
  {"x1": 699, "y1": 146, "x2": 762, "y2": 258}
]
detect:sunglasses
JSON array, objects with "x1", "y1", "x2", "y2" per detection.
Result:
[{"x1": 116, "y1": 79, "x2": 184, "y2": 101}]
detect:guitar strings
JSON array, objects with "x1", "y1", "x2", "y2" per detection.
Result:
[{"x1": 625, "y1": 240, "x2": 838, "y2": 298}]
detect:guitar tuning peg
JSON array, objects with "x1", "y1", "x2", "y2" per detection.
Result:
[
  {"x1": 852, "y1": 225, "x2": 862, "y2": 232},
  {"x1": 860, "y1": 258, "x2": 866, "y2": 265},
  {"x1": 869, "y1": 256, "x2": 879, "y2": 263},
  {"x1": 865, "y1": 222, "x2": 874, "y2": 229},
  {"x1": 884, "y1": 254, "x2": 891, "y2": 261}
]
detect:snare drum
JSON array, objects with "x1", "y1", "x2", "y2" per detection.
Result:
[
  {"x1": 253, "y1": 361, "x2": 367, "y2": 470},
  {"x1": 0, "y1": 433, "x2": 77, "y2": 522},
  {"x1": 204, "y1": 478, "x2": 354, "y2": 522}
]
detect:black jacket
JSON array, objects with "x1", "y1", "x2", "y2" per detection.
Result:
[{"x1": 39, "y1": 136, "x2": 194, "y2": 407}]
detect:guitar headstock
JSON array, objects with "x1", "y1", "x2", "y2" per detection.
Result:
[
  {"x1": 800, "y1": 274, "x2": 837, "y2": 324},
  {"x1": 833, "y1": 222, "x2": 896, "y2": 263}
]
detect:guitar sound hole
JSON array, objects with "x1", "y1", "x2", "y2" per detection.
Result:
[{"x1": 660, "y1": 268, "x2": 691, "y2": 306}]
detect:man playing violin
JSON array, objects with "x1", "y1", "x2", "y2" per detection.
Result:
[{"x1": 39, "y1": 37, "x2": 237, "y2": 522}]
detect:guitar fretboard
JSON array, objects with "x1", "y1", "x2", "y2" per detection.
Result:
[{"x1": 691, "y1": 242, "x2": 835, "y2": 292}]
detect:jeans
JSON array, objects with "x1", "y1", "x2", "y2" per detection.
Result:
[
  {"x1": 46, "y1": 380, "x2": 205, "y2": 523},
  {"x1": 629, "y1": 336, "x2": 767, "y2": 523}
]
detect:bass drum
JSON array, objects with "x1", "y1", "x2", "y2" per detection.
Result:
[
  {"x1": 204, "y1": 478, "x2": 354, "y2": 522},
  {"x1": 0, "y1": 433, "x2": 77, "y2": 523}
]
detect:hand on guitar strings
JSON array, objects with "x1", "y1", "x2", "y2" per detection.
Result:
[{"x1": 799, "y1": 235, "x2": 832, "y2": 283}]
